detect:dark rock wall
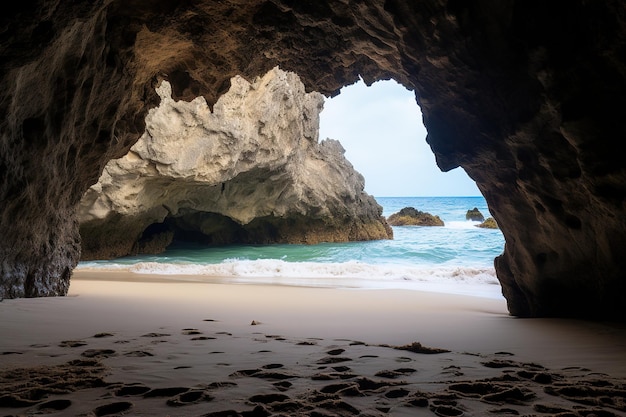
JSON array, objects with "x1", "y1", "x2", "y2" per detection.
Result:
[
  {"x1": 451, "y1": 2, "x2": 626, "y2": 319},
  {"x1": 0, "y1": 4, "x2": 146, "y2": 297},
  {"x1": 1, "y1": 0, "x2": 625, "y2": 319}
]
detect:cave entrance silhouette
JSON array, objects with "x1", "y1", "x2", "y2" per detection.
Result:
[{"x1": 318, "y1": 78, "x2": 480, "y2": 198}]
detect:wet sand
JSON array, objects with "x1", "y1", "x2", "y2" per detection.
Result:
[{"x1": 1, "y1": 270, "x2": 625, "y2": 416}]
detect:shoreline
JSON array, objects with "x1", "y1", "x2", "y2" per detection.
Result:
[
  {"x1": 1, "y1": 270, "x2": 625, "y2": 416},
  {"x1": 74, "y1": 265, "x2": 505, "y2": 300}
]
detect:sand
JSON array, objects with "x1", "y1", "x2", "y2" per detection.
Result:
[{"x1": 1, "y1": 271, "x2": 625, "y2": 416}]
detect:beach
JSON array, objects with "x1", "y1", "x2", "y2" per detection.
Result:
[{"x1": 1, "y1": 271, "x2": 625, "y2": 416}]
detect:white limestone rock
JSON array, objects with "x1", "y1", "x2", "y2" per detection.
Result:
[{"x1": 78, "y1": 67, "x2": 391, "y2": 259}]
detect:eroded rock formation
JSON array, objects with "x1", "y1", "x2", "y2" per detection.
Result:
[
  {"x1": 466, "y1": 208, "x2": 485, "y2": 222},
  {"x1": 78, "y1": 68, "x2": 391, "y2": 259},
  {"x1": 476, "y1": 218, "x2": 498, "y2": 230},
  {"x1": 387, "y1": 207, "x2": 444, "y2": 227},
  {"x1": 1, "y1": 1, "x2": 625, "y2": 320}
]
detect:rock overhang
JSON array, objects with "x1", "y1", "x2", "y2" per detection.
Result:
[
  {"x1": 77, "y1": 68, "x2": 392, "y2": 260},
  {"x1": 1, "y1": 1, "x2": 625, "y2": 320}
]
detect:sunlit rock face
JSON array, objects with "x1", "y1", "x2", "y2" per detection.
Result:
[
  {"x1": 78, "y1": 68, "x2": 391, "y2": 260},
  {"x1": 1, "y1": 1, "x2": 625, "y2": 320}
]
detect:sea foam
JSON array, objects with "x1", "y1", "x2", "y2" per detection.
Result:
[
  {"x1": 76, "y1": 259, "x2": 503, "y2": 299},
  {"x1": 75, "y1": 197, "x2": 505, "y2": 299}
]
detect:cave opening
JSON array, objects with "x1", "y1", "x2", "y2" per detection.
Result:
[
  {"x1": 0, "y1": 0, "x2": 623, "y2": 326},
  {"x1": 318, "y1": 77, "x2": 480, "y2": 199},
  {"x1": 77, "y1": 70, "x2": 504, "y2": 300}
]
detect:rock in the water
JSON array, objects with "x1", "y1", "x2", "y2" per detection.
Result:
[
  {"x1": 387, "y1": 207, "x2": 444, "y2": 227},
  {"x1": 78, "y1": 68, "x2": 392, "y2": 259},
  {"x1": 466, "y1": 208, "x2": 485, "y2": 222},
  {"x1": 476, "y1": 218, "x2": 498, "y2": 229}
]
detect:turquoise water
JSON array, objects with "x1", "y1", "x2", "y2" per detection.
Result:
[{"x1": 78, "y1": 197, "x2": 506, "y2": 298}]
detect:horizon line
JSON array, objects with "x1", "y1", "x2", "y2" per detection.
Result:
[{"x1": 373, "y1": 195, "x2": 484, "y2": 198}]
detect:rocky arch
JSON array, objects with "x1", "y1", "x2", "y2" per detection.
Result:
[{"x1": 1, "y1": 1, "x2": 625, "y2": 320}]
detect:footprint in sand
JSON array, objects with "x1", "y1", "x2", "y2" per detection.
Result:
[
  {"x1": 312, "y1": 366, "x2": 358, "y2": 381},
  {"x1": 37, "y1": 399, "x2": 72, "y2": 412},
  {"x1": 481, "y1": 359, "x2": 545, "y2": 370},
  {"x1": 532, "y1": 403, "x2": 572, "y2": 414},
  {"x1": 431, "y1": 404, "x2": 464, "y2": 417},
  {"x1": 230, "y1": 368, "x2": 296, "y2": 380},
  {"x1": 191, "y1": 336, "x2": 216, "y2": 340},
  {"x1": 114, "y1": 384, "x2": 151, "y2": 396},
  {"x1": 123, "y1": 350, "x2": 154, "y2": 357},
  {"x1": 248, "y1": 393, "x2": 291, "y2": 405},
  {"x1": 407, "y1": 395, "x2": 430, "y2": 408},
  {"x1": 81, "y1": 349, "x2": 117, "y2": 358},
  {"x1": 316, "y1": 356, "x2": 352, "y2": 365},
  {"x1": 295, "y1": 337, "x2": 322, "y2": 346},
  {"x1": 320, "y1": 377, "x2": 405, "y2": 398},
  {"x1": 488, "y1": 407, "x2": 519, "y2": 415},
  {"x1": 273, "y1": 381, "x2": 292, "y2": 392},
  {"x1": 385, "y1": 388, "x2": 411, "y2": 398},
  {"x1": 59, "y1": 340, "x2": 88, "y2": 348},
  {"x1": 312, "y1": 371, "x2": 351, "y2": 381},
  {"x1": 320, "y1": 382, "x2": 362, "y2": 396},
  {"x1": 448, "y1": 381, "x2": 535, "y2": 403},
  {"x1": 141, "y1": 332, "x2": 171, "y2": 338},
  {"x1": 375, "y1": 368, "x2": 417, "y2": 379},
  {"x1": 262, "y1": 363, "x2": 284, "y2": 369},
  {"x1": 182, "y1": 328, "x2": 203, "y2": 335},
  {"x1": 92, "y1": 332, "x2": 114, "y2": 338},
  {"x1": 207, "y1": 381, "x2": 238, "y2": 389},
  {"x1": 204, "y1": 405, "x2": 270, "y2": 417},
  {"x1": 388, "y1": 341, "x2": 450, "y2": 354},
  {"x1": 166, "y1": 390, "x2": 214, "y2": 406},
  {"x1": 441, "y1": 365, "x2": 464, "y2": 377},
  {"x1": 91, "y1": 401, "x2": 133, "y2": 416},
  {"x1": 516, "y1": 369, "x2": 553, "y2": 384}
]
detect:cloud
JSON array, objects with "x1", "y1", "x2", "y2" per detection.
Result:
[{"x1": 318, "y1": 79, "x2": 480, "y2": 197}]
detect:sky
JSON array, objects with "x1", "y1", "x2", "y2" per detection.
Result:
[{"x1": 318, "y1": 78, "x2": 481, "y2": 197}]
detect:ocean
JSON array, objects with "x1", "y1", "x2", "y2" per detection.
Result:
[{"x1": 76, "y1": 196, "x2": 506, "y2": 299}]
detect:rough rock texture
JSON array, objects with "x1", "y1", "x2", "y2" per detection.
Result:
[
  {"x1": 466, "y1": 208, "x2": 485, "y2": 222},
  {"x1": 477, "y1": 218, "x2": 499, "y2": 230},
  {"x1": 387, "y1": 207, "x2": 444, "y2": 227},
  {"x1": 78, "y1": 68, "x2": 392, "y2": 260},
  {"x1": 1, "y1": 1, "x2": 625, "y2": 320}
]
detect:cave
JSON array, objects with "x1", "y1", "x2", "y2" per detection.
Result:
[
  {"x1": 96, "y1": 209, "x2": 388, "y2": 260},
  {"x1": 1, "y1": 1, "x2": 625, "y2": 320}
]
